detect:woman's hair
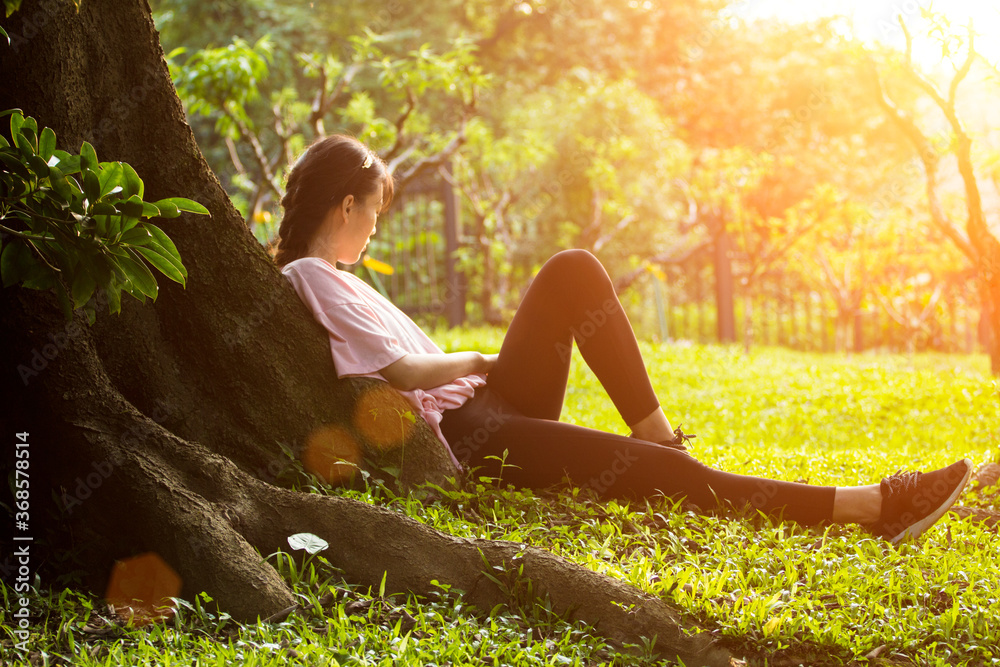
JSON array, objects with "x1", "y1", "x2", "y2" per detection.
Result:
[{"x1": 273, "y1": 134, "x2": 394, "y2": 267}]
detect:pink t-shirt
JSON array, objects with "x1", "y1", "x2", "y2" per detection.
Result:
[{"x1": 281, "y1": 256, "x2": 485, "y2": 469}]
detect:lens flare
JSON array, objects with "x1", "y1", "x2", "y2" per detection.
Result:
[
  {"x1": 302, "y1": 424, "x2": 362, "y2": 485},
  {"x1": 104, "y1": 552, "x2": 181, "y2": 626},
  {"x1": 353, "y1": 383, "x2": 416, "y2": 451}
]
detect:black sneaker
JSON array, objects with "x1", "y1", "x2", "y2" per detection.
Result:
[{"x1": 870, "y1": 458, "x2": 973, "y2": 544}]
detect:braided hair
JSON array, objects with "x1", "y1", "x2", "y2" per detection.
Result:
[{"x1": 274, "y1": 135, "x2": 393, "y2": 267}]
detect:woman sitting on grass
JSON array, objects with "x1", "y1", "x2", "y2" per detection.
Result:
[{"x1": 276, "y1": 134, "x2": 972, "y2": 545}]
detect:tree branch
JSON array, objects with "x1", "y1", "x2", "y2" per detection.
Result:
[
  {"x1": 384, "y1": 87, "x2": 418, "y2": 163},
  {"x1": 862, "y1": 52, "x2": 978, "y2": 261},
  {"x1": 225, "y1": 136, "x2": 247, "y2": 177},
  {"x1": 310, "y1": 62, "x2": 362, "y2": 137},
  {"x1": 612, "y1": 242, "x2": 712, "y2": 293},
  {"x1": 394, "y1": 128, "x2": 468, "y2": 191},
  {"x1": 593, "y1": 214, "x2": 636, "y2": 253},
  {"x1": 948, "y1": 22, "x2": 976, "y2": 109}
]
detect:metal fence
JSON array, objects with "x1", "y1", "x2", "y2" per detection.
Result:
[
  {"x1": 624, "y1": 262, "x2": 985, "y2": 354},
  {"x1": 356, "y1": 167, "x2": 465, "y2": 327},
  {"x1": 355, "y1": 177, "x2": 985, "y2": 355}
]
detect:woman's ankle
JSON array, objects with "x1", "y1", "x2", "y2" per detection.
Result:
[
  {"x1": 628, "y1": 406, "x2": 673, "y2": 443},
  {"x1": 831, "y1": 484, "x2": 882, "y2": 524}
]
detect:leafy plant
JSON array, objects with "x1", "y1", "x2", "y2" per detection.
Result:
[
  {"x1": 167, "y1": 37, "x2": 274, "y2": 141},
  {"x1": 2, "y1": 0, "x2": 20, "y2": 19},
  {"x1": 0, "y1": 109, "x2": 209, "y2": 322}
]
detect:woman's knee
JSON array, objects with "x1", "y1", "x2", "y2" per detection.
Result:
[
  {"x1": 540, "y1": 249, "x2": 612, "y2": 293},
  {"x1": 547, "y1": 248, "x2": 602, "y2": 273}
]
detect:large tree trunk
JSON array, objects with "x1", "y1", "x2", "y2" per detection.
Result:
[{"x1": 0, "y1": 1, "x2": 734, "y2": 663}]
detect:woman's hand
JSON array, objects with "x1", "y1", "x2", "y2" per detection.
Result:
[{"x1": 480, "y1": 352, "x2": 499, "y2": 374}]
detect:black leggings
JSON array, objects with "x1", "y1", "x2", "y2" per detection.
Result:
[{"x1": 439, "y1": 250, "x2": 835, "y2": 526}]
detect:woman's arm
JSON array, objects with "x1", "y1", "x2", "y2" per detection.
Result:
[{"x1": 380, "y1": 352, "x2": 498, "y2": 391}]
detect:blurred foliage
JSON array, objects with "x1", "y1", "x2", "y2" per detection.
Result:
[{"x1": 152, "y1": 0, "x2": 995, "y2": 351}]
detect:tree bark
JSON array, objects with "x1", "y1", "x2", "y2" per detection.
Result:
[{"x1": 0, "y1": 1, "x2": 734, "y2": 663}]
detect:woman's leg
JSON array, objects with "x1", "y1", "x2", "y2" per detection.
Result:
[
  {"x1": 486, "y1": 249, "x2": 663, "y2": 430},
  {"x1": 440, "y1": 388, "x2": 972, "y2": 539},
  {"x1": 441, "y1": 387, "x2": 836, "y2": 525}
]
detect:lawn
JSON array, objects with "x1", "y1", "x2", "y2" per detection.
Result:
[{"x1": 4, "y1": 333, "x2": 999, "y2": 666}]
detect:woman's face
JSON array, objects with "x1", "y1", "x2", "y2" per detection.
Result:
[{"x1": 339, "y1": 183, "x2": 383, "y2": 265}]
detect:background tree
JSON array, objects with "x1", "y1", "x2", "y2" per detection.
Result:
[{"x1": 864, "y1": 14, "x2": 1000, "y2": 372}]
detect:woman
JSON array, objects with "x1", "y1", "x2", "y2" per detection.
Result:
[{"x1": 276, "y1": 135, "x2": 972, "y2": 545}]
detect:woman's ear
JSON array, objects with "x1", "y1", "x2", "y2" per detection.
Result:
[{"x1": 340, "y1": 194, "x2": 355, "y2": 220}]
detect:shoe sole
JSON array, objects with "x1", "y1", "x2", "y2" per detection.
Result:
[{"x1": 888, "y1": 458, "x2": 973, "y2": 545}]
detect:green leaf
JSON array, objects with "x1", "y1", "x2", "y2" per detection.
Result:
[
  {"x1": 38, "y1": 127, "x2": 56, "y2": 161},
  {"x1": 54, "y1": 280, "x2": 74, "y2": 322},
  {"x1": 119, "y1": 226, "x2": 154, "y2": 246},
  {"x1": 65, "y1": 173, "x2": 83, "y2": 199},
  {"x1": 150, "y1": 199, "x2": 180, "y2": 218},
  {"x1": 145, "y1": 238, "x2": 186, "y2": 281},
  {"x1": 71, "y1": 267, "x2": 97, "y2": 308},
  {"x1": 20, "y1": 126, "x2": 38, "y2": 152},
  {"x1": 135, "y1": 245, "x2": 186, "y2": 285},
  {"x1": 0, "y1": 238, "x2": 34, "y2": 287},
  {"x1": 0, "y1": 25, "x2": 8, "y2": 46},
  {"x1": 13, "y1": 132, "x2": 34, "y2": 159},
  {"x1": 121, "y1": 279, "x2": 146, "y2": 303},
  {"x1": 94, "y1": 215, "x2": 111, "y2": 237},
  {"x1": 106, "y1": 283, "x2": 122, "y2": 314},
  {"x1": 21, "y1": 266, "x2": 57, "y2": 291},
  {"x1": 122, "y1": 162, "x2": 143, "y2": 199},
  {"x1": 83, "y1": 169, "x2": 101, "y2": 204},
  {"x1": 153, "y1": 197, "x2": 209, "y2": 216},
  {"x1": 27, "y1": 155, "x2": 50, "y2": 178},
  {"x1": 115, "y1": 194, "x2": 144, "y2": 219},
  {"x1": 9, "y1": 110, "x2": 23, "y2": 139},
  {"x1": 79, "y1": 251, "x2": 112, "y2": 287},
  {"x1": 3, "y1": 1, "x2": 23, "y2": 18},
  {"x1": 80, "y1": 141, "x2": 98, "y2": 172},
  {"x1": 145, "y1": 233, "x2": 186, "y2": 276},
  {"x1": 145, "y1": 224, "x2": 187, "y2": 260},
  {"x1": 16, "y1": 240, "x2": 57, "y2": 289},
  {"x1": 119, "y1": 249, "x2": 158, "y2": 299},
  {"x1": 47, "y1": 164, "x2": 72, "y2": 201},
  {"x1": 0, "y1": 150, "x2": 31, "y2": 180},
  {"x1": 91, "y1": 202, "x2": 117, "y2": 216},
  {"x1": 98, "y1": 162, "x2": 124, "y2": 198},
  {"x1": 120, "y1": 215, "x2": 140, "y2": 235},
  {"x1": 80, "y1": 301, "x2": 97, "y2": 325},
  {"x1": 141, "y1": 201, "x2": 162, "y2": 218},
  {"x1": 48, "y1": 151, "x2": 81, "y2": 175},
  {"x1": 106, "y1": 214, "x2": 123, "y2": 239}
]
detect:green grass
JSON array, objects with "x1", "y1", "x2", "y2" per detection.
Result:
[{"x1": 3, "y1": 333, "x2": 999, "y2": 666}]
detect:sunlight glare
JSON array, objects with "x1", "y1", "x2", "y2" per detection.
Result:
[{"x1": 740, "y1": 0, "x2": 1000, "y2": 66}]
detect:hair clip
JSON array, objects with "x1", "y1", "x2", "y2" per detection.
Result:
[{"x1": 361, "y1": 152, "x2": 374, "y2": 169}]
